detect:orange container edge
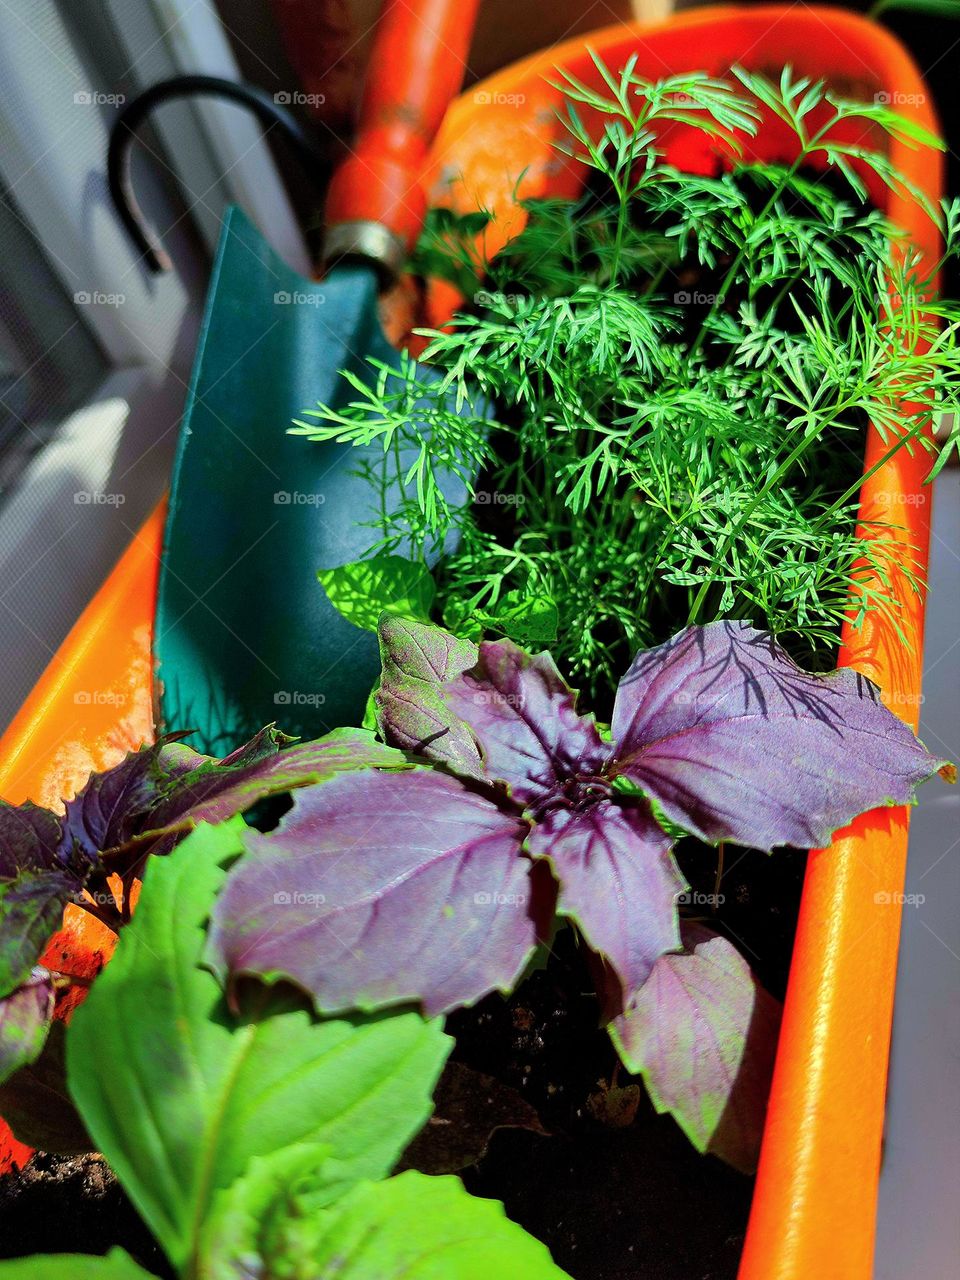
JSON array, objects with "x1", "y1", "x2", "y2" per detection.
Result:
[{"x1": 0, "y1": 8, "x2": 944, "y2": 1276}]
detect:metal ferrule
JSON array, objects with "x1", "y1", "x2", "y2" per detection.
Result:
[{"x1": 322, "y1": 221, "x2": 407, "y2": 283}]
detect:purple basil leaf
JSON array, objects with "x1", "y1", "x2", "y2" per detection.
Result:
[
  {"x1": 61, "y1": 727, "x2": 405, "y2": 858},
  {"x1": 216, "y1": 724, "x2": 297, "y2": 767},
  {"x1": 0, "y1": 967, "x2": 55, "y2": 1086},
  {"x1": 610, "y1": 922, "x2": 781, "y2": 1173},
  {"x1": 611, "y1": 620, "x2": 948, "y2": 850},
  {"x1": 376, "y1": 616, "x2": 484, "y2": 780},
  {"x1": 140, "y1": 727, "x2": 407, "y2": 841},
  {"x1": 58, "y1": 724, "x2": 300, "y2": 862},
  {"x1": 58, "y1": 736, "x2": 208, "y2": 864},
  {"x1": 442, "y1": 639, "x2": 608, "y2": 805},
  {"x1": 208, "y1": 768, "x2": 545, "y2": 1017},
  {"x1": 1, "y1": 802, "x2": 82, "y2": 997},
  {"x1": 527, "y1": 801, "x2": 685, "y2": 997},
  {"x1": 0, "y1": 801, "x2": 63, "y2": 873}
]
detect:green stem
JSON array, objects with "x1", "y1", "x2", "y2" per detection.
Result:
[{"x1": 713, "y1": 842, "x2": 725, "y2": 911}]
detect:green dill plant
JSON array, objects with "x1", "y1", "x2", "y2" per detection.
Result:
[{"x1": 294, "y1": 59, "x2": 960, "y2": 704}]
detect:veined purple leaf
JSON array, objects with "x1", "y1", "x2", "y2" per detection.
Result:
[
  {"x1": 208, "y1": 769, "x2": 547, "y2": 1017},
  {"x1": 0, "y1": 862, "x2": 76, "y2": 997},
  {"x1": 61, "y1": 727, "x2": 405, "y2": 858},
  {"x1": 442, "y1": 639, "x2": 608, "y2": 805},
  {"x1": 611, "y1": 620, "x2": 948, "y2": 850},
  {"x1": 610, "y1": 923, "x2": 781, "y2": 1173},
  {"x1": 140, "y1": 728, "x2": 408, "y2": 843},
  {"x1": 527, "y1": 801, "x2": 685, "y2": 996},
  {"x1": 58, "y1": 737, "x2": 205, "y2": 866},
  {"x1": 376, "y1": 616, "x2": 484, "y2": 779},
  {"x1": 1, "y1": 803, "x2": 82, "y2": 997},
  {"x1": 0, "y1": 967, "x2": 55, "y2": 1086},
  {"x1": 58, "y1": 724, "x2": 299, "y2": 863},
  {"x1": 1, "y1": 801, "x2": 69, "y2": 875}
]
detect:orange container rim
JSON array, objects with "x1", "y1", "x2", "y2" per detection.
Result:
[{"x1": 0, "y1": 8, "x2": 942, "y2": 1278}]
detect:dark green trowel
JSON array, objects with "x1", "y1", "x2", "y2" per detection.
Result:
[{"x1": 145, "y1": 0, "x2": 483, "y2": 754}]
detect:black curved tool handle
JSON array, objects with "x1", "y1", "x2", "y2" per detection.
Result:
[{"x1": 107, "y1": 74, "x2": 328, "y2": 273}]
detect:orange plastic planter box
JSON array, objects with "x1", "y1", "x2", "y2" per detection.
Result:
[{"x1": 0, "y1": 8, "x2": 942, "y2": 1278}]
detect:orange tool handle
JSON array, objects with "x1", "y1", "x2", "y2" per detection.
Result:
[{"x1": 324, "y1": 0, "x2": 481, "y2": 259}]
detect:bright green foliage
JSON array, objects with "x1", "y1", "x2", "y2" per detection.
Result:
[
  {"x1": 871, "y1": 0, "x2": 960, "y2": 16},
  {"x1": 0, "y1": 1253, "x2": 154, "y2": 1279},
  {"x1": 67, "y1": 819, "x2": 452, "y2": 1275},
  {"x1": 321, "y1": 552, "x2": 560, "y2": 647},
  {"x1": 205, "y1": 1167, "x2": 571, "y2": 1280},
  {"x1": 319, "y1": 554, "x2": 436, "y2": 631},
  {"x1": 444, "y1": 589, "x2": 559, "y2": 644},
  {"x1": 296, "y1": 60, "x2": 960, "y2": 699},
  {"x1": 200, "y1": 1142, "x2": 355, "y2": 1276}
]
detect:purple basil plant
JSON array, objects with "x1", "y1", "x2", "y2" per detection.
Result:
[{"x1": 206, "y1": 617, "x2": 947, "y2": 1166}]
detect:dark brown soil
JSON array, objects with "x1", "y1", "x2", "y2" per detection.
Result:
[
  {"x1": 466, "y1": 1124, "x2": 752, "y2": 1280},
  {"x1": 0, "y1": 1153, "x2": 171, "y2": 1276}
]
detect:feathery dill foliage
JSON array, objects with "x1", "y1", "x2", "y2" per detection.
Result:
[{"x1": 294, "y1": 59, "x2": 960, "y2": 701}]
